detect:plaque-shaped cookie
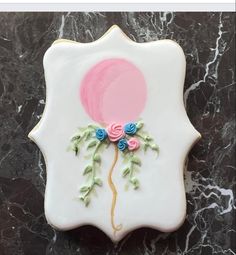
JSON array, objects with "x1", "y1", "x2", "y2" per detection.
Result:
[{"x1": 29, "y1": 25, "x2": 201, "y2": 242}]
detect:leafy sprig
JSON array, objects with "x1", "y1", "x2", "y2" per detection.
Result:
[
  {"x1": 122, "y1": 152, "x2": 141, "y2": 190},
  {"x1": 135, "y1": 121, "x2": 159, "y2": 156},
  {"x1": 70, "y1": 124, "x2": 100, "y2": 156},
  {"x1": 70, "y1": 124, "x2": 108, "y2": 206},
  {"x1": 121, "y1": 120, "x2": 159, "y2": 190},
  {"x1": 79, "y1": 140, "x2": 105, "y2": 206}
]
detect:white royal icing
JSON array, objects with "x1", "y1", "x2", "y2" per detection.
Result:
[{"x1": 29, "y1": 25, "x2": 201, "y2": 242}]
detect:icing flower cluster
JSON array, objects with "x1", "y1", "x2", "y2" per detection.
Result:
[{"x1": 96, "y1": 123, "x2": 140, "y2": 151}]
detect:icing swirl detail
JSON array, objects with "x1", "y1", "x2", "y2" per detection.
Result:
[
  {"x1": 96, "y1": 128, "x2": 108, "y2": 141},
  {"x1": 127, "y1": 137, "x2": 140, "y2": 151},
  {"x1": 107, "y1": 123, "x2": 125, "y2": 142},
  {"x1": 117, "y1": 138, "x2": 128, "y2": 151},
  {"x1": 124, "y1": 122, "x2": 137, "y2": 135}
]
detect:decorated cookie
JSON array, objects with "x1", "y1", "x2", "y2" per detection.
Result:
[{"x1": 28, "y1": 25, "x2": 201, "y2": 242}]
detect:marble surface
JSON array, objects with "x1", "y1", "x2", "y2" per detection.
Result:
[{"x1": 0, "y1": 12, "x2": 235, "y2": 255}]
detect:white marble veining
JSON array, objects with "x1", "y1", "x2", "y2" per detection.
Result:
[{"x1": 0, "y1": 12, "x2": 235, "y2": 255}]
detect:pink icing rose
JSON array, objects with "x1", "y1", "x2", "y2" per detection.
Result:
[
  {"x1": 106, "y1": 123, "x2": 125, "y2": 142},
  {"x1": 127, "y1": 137, "x2": 140, "y2": 151}
]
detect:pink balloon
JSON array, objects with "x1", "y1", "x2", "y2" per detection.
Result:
[{"x1": 80, "y1": 58, "x2": 147, "y2": 125}]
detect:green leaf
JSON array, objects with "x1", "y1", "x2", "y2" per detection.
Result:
[
  {"x1": 79, "y1": 195, "x2": 84, "y2": 201},
  {"x1": 71, "y1": 135, "x2": 81, "y2": 142},
  {"x1": 131, "y1": 156, "x2": 141, "y2": 166},
  {"x1": 136, "y1": 121, "x2": 144, "y2": 130},
  {"x1": 122, "y1": 167, "x2": 130, "y2": 177},
  {"x1": 93, "y1": 154, "x2": 101, "y2": 163},
  {"x1": 83, "y1": 165, "x2": 92, "y2": 175},
  {"x1": 88, "y1": 124, "x2": 99, "y2": 129},
  {"x1": 85, "y1": 131, "x2": 92, "y2": 141},
  {"x1": 94, "y1": 178, "x2": 102, "y2": 186},
  {"x1": 143, "y1": 143, "x2": 149, "y2": 152},
  {"x1": 87, "y1": 140, "x2": 97, "y2": 149},
  {"x1": 151, "y1": 143, "x2": 159, "y2": 152},
  {"x1": 145, "y1": 135, "x2": 153, "y2": 141},
  {"x1": 80, "y1": 186, "x2": 90, "y2": 193},
  {"x1": 73, "y1": 146, "x2": 79, "y2": 156},
  {"x1": 84, "y1": 196, "x2": 90, "y2": 206},
  {"x1": 130, "y1": 178, "x2": 140, "y2": 189}
]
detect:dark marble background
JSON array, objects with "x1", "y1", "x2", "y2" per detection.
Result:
[{"x1": 0, "y1": 12, "x2": 235, "y2": 255}]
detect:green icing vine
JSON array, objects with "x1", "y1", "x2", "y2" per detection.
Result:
[
  {"x1": 69, "y1": 120, "x2": 159, "y2": 206},
  {"x1": 121, "y1": 120, "x2": 159, "y2": 190},
  {"x1": 122, "y1": 151, "x2": 141, "y2": 189},
  {"x1": 70, "y1": 124, "x2": 110, "y2": 206}
]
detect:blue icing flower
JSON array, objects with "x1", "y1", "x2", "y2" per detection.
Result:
[
  {"x1": 95, "y1": 128, "x2": 107, "y2": 141},
  {"x1": 117, "y1": 138, "x2": 128, "y2": 151},
  {"x1": 124, "y1": 122, "x2": 137, "y2": 135}
]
